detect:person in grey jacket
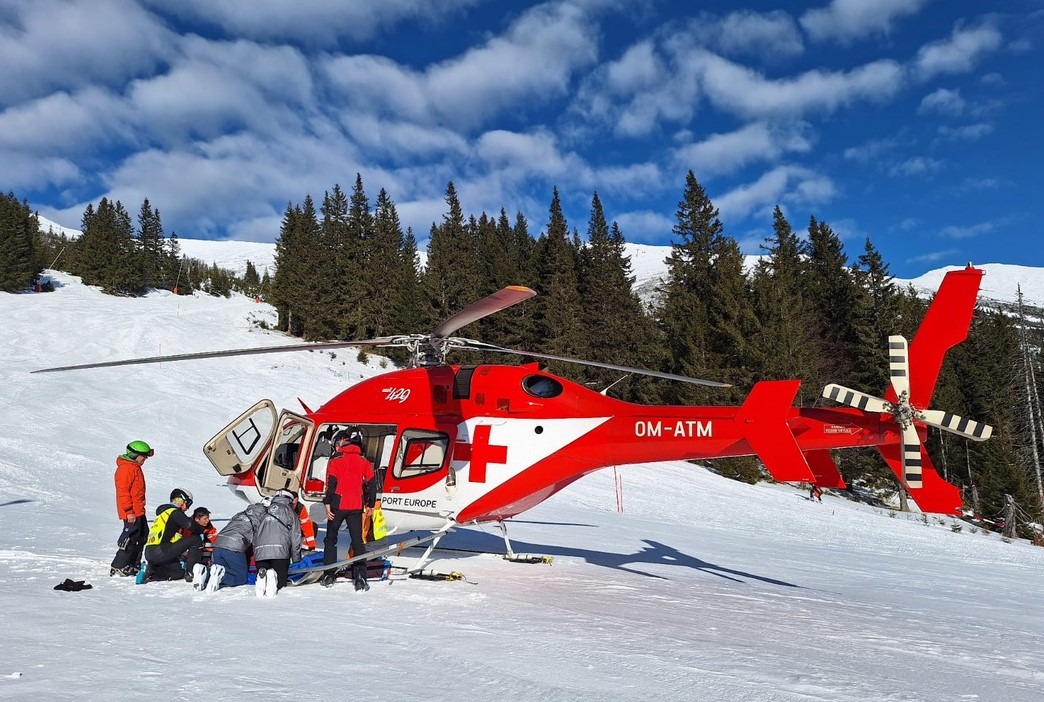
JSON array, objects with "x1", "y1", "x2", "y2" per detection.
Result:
[
  {"x1": 253, "y1": 489, "x2": 303, "y2": 596},
  {"x1": 207, "y1": 502, "x2": 267, "y2": 590}
]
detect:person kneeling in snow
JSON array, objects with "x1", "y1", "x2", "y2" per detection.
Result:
[
  {"x1": 143, "y1": 488, "x2": 204, "y2": 582},
  {"x1": 253, "y1": 489, "x2": 303, "y2": 597},
  {"x1": 208, "y1": 502, "x2": 268, "y2": 590}
]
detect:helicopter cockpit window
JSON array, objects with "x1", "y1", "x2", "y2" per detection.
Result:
[
  {"x1": 393, "y1": 429, "x2": 449, "y2": 479},
  {"x1": 522, "y1": 374, "x2": 563, "y2": 399},
  {"x1": 303, "y1": 423, "x2": 397, "y2": 498}
]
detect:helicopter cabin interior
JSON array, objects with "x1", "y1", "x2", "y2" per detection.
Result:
[{"x1": 203, "y1": 400, "x2": 457, "y2": 511}]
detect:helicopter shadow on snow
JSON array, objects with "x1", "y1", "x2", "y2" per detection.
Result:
[{"x1": 438, "y1": 529, "x2": 797, "y2": 588}]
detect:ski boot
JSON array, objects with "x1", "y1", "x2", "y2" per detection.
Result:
[
  {"x1": 353, "y1": 571, "x2": 370, "y2": 592},
  {"x1": 255, "y1": 568, "x2": 267, "y2": 598}
]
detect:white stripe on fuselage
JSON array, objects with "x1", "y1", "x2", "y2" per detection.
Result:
[{"x1": 382, "y1": 416, "x2": 610, "y2": 532}]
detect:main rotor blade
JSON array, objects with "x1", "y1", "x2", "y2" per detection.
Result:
[
  {"x1": 822, "y1": 384, "x2": 890, "y2": 413},
  {"x1": 31, "y1": 338, "x2": 403, "y2": 374},
  {"x1": 458, "y1": 340, "x2": 731, "y2": 388},
  {"x1": 431, "y1": 286, "x2": 536, "y2": 339},
  {"x1": 919, "y1": 410, "x2": 993, "y2": 441}
]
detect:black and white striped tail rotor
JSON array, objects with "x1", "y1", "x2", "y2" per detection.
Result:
[
  {"x1": 888, "y1": 335, "x2": 910, "y2": 402},
  {"x1": 823, "y1": 384, "x2": 890, "y2": 413},
  {"x1": 900, "y1": 423, "x2": 924, "y2": 488},
  {"x1": 917, "y1": 410, "x2": 993, "y2": 441},
  {"x1": 822, "y1": 333, "x2": 993, "y2": 491}
]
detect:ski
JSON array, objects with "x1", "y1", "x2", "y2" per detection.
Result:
[{"x1": 288, "y1": 522, "x2": 454, "y2": 585}]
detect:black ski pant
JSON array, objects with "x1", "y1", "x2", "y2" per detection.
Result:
[
  {"x1": 323, "y1": 509, "x2": 367, "y2": 580},
  {"x1": 255, "y1": 558, "x2": 291, "y2": 590},
  {"x1": 111, "y1": 518, "x2": 147, "y2": 571},
  {"x1": 144, "y1": 535, "x2": 203, "y2": 581}
]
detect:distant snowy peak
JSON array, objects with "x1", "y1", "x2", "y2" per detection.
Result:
[
  {"x1": 905, "y1": 264, "x2": 1044, "y2": 311},
  {"x1": 36, "y1": 215, "x2": 1044, "y2": 308}
]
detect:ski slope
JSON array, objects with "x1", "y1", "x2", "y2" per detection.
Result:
[{"x1": 1, "y1": 272, "x2": 1042, "y2": 701}]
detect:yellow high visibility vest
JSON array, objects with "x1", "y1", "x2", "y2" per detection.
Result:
[{"x1": 145, "y1": 507, "x2": 183, "y2": 546}]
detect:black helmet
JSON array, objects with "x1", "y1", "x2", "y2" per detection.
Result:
[
  {"x1": 333, "y1": 428, "x2": 363, "y2": 448},
  {"x1": 170, "y1": 488, "x2": 193, "y2": 507}
]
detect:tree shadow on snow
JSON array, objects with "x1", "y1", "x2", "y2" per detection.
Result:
[{"x1": 437, "y1": 530, "x2": 797, "y2": 588}]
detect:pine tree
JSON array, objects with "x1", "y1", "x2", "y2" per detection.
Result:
[
  {"x1": 577, "y1": 193, "x2": 663, "y2": 401},
  {"x1": 72, "y1": 198, "x2": 140, "y2": 295},
  {"x1": 657, "y1": 170, "x2": 725, "y2": 404},
  {"x1": 804, "y1": 216, "x2": 859, "y2": 387},
  {"x1": 136, "y1": 198, "x2": 165, "y2": 290},
  {"x1": 532, "y1": 187, "x2": 585, "y2": 368},
  {"x1": 423, "y1": 182, "x2": 481, "y2": 323},
  {"x1": 750, "y1": 206, "x2": 819, "y2": 402},
  {"x1": 0, "y1": 192, "x2": 39, "y2": 292}
]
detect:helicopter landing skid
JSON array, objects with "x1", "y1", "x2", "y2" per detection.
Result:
[{"x1": 498, "y1": 521, "x2": 553, "y2": 565}]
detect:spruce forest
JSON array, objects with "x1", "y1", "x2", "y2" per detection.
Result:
[{"x1": 3, "y1": 171, "x2": 1042, "y2": 532}]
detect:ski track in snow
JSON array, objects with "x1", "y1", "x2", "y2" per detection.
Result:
[{"x1": 1, "y1": 270, "x2": 1043, "y2": 701}]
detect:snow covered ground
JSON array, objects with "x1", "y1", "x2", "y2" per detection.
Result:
[{"x1": 2, "y1": 271, "x2": 1043, "y2": 701}]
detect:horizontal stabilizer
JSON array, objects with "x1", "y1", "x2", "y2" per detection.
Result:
[
  {"x1": 804, "y1": 450, "x2": 847, "y2": 489},
  {"x1": 737, "y1": 381, "x2": 815, "y2": 482}
]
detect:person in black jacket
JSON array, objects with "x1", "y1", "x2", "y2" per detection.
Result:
[{"x1": 143, "y1": 488, "x2": 205, "y2": 582}]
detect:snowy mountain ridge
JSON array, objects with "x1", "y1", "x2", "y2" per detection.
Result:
[{"x1": 37, "y1": 214, "x2": 1044, "y2": 308}]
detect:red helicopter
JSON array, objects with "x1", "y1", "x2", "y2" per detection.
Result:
[{"x1": 36, "y1": 266, "x2": 991, "y2": 566}]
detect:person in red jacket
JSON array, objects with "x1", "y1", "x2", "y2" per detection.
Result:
[
  {"x1": 321, "y1": 431, "x2": 375, "y2": 590},
  {"x1": 110, "y1": 440, "x2": 153, "y2": 576}
]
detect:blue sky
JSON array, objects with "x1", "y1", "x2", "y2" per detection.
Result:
[{"x1": 1, "y1": 0, "x2": 1041, "y2": 277}]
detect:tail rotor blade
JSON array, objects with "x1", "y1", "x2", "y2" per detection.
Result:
[
  {"x1": 888, "y1": 335, "x2": 910, "y2": 400},
  {"x1": 919, "y1": 410, "x2": 993, "y2": 441},
  {"x1": 901, "y1": 423, "x2": 923, "y2": 489},
  {"x1": 822, "y1": 384, "x2": 890, "y2": 413}
]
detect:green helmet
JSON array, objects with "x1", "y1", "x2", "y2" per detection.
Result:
[{"x1": 125, "y1": 440, "x2": 154, "y2": 459}]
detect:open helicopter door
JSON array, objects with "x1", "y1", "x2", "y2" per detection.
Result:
[
  {"x1": 203, "y1": 399, "x2": 278, "y2": 476},
  {"x1": 256, "y1": 410, "x2": 316, "y2": 496}
]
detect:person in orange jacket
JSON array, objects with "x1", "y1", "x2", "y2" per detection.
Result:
[
  {"x1": 291, "y1": 492, "x2": 317, "y2": 551},
  {"x1": 110, "y1": 440, "x2": 153, "y2": 577}
]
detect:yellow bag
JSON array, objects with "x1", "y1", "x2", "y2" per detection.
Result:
[{"x1": 372, "y1": 506, "x2": 387, "y2": 541}]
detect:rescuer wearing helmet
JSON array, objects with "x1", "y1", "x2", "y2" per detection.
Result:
[
  {"x1": 142, "y1": 488, "x2": 206, "y2": 583},
  {"x1": 110, "y1": 440, "x2": 154, "y2": 577},
  {"x1": 321, "y1": 430, "x2": 376, "y2": 590}
]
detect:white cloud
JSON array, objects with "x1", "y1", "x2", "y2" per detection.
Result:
[
  {"x1": 0, "y1": 0, "x2": 175, "y2": 108},
  {"x1": 800, "y1": 0, "x2": 930, "y2": 44},
  {"x1": 695, "y1": 51, "x2": 904, "y2": 119},
  {"x1": 0, "y1": 150, "x2": 81, "y2": 190},
  {"x1": 139, "y1": 0, "x2": 481, "y2": 47},
  {"x1": 323, "y1": 3, "x2": 600, "y2": 130},
  {"x1": 673, "y1": 122, "x2": 813, "y2": 176},
  {"x1": 913, "y1": 24, "x2": 1003, "y2": 81},
  {"x1": 918, "y1": 88, "x2": 965, "y2": 117},
  {"x1": 907, "y1": 248, "x2": 960, "y2": 264},
  {"x1": 843, "y1": 137, "x2": 901, "y2": 163},
  {"x1": 889, "y1": 157, "x2": 943, "y2": 176},
  {"x1": 716, "y1": 165, "x2": 835, "y2": 222},
  {"x1": 612, "y1": 210, "x2": 675, "y2": 244},
  {"x1": 936, "y1": 123, "x2": 993, "y2": 141},
  {"x1": 940, "y1": 222, "x2": 997, "y2": 239},
  {"x1": 688, "y1": 11, "x2": 804, "y2": 59}
]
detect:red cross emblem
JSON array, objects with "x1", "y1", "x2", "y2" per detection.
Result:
[{"x1": 452, "y1": 425, "x2": 508, "y2": 483}]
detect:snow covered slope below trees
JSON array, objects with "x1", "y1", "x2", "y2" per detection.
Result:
[{"x1": 1, "y1": 272, "x2": 1043, "y2": 700}]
